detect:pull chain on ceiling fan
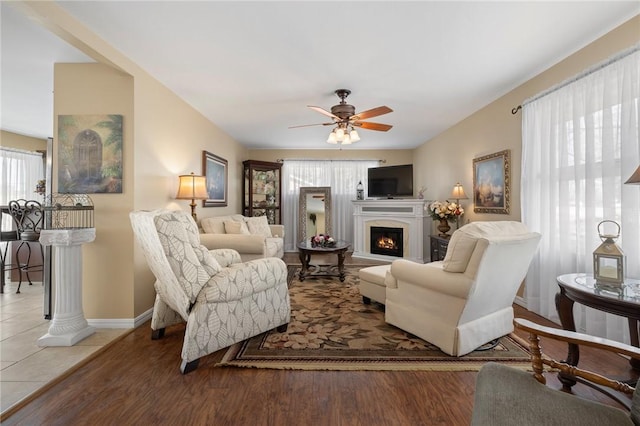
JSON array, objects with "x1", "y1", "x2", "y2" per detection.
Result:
[{"x1": 289, "y1": 89, "x2": 393, "y2": 144}]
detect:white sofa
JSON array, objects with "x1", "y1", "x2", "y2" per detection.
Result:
[
  {"x1": 382, "y1": 221, "x2": 541, "y2": 356},
  {"x1": 199, "y1": 214, "x2": 284, "y2": 262}
]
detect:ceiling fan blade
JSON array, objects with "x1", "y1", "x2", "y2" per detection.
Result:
[
  {"x1": 351, "y1": 106, "x2": 393, "y2": 121},
  {"x1": 288, "y1": 122, "x2": 334, "y2": 129},
  {"x1": 308, "y1": 105, "x2": 339, "y2": 119},
  {"x1": 353, "y1": 121, "x2": 393, "y2": 132}
]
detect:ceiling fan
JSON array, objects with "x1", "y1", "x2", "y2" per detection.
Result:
[{"x1": 289, "y1": 89, "x2": 393, "y2": 144}]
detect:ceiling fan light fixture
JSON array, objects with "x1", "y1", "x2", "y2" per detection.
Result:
[
  {"x1": 349, "y1": 129, "x2": 360, "y2": 142},
  {"x1": 335, "y1": 127, "x2": 345, "y2": 141},
  {"x1": 342, "y1": 133, "x2": 351, "y2": 144},
  {"x1": 327, "y1": 132, "x2": 338, "y2": 144}
]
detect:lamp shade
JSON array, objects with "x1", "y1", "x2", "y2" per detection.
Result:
[
  {"x1": 450, "y1": 183, "x2": 469, "y2": 200},
  {"x1": 625, "y1": 165, "x2": 640, "y2": 184},
  {"x1": 176, "y1": 173, "x2": 208, "y2": 200}
]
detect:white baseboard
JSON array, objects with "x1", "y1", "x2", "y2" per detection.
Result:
[{"x1": 87, "y1": 307, "x2": 153, "y2": 329}]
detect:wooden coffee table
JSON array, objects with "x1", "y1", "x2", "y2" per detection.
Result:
[{"x1": 297, "y1": 240, "x2": 350, "y2": 282}]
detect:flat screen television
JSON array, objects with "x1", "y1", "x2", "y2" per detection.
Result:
[{"x1": 367, "y1": 164, "x2": 413, "y2": 199}]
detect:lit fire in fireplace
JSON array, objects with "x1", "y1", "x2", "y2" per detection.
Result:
[{"x1": 376, "y1": 236, "x2": 397, "y2": 250}]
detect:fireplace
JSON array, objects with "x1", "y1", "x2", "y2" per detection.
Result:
[
  {"x1": 370, "y1": 226, "x2": 403, "y2": 258},
  {"x1": 352, "y1": 199, "x2": 429, "y2": 263}
]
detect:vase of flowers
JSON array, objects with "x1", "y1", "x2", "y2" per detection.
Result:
[
  {"x1": 311, "y1": 234, "x2": 336, "y2": 248},
  {"x1": 427, "y1": 200, "x2": 464, "y2": 237}
]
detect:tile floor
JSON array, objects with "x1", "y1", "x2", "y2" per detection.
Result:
[{"x1": 0, "y1": 280, "x2": 129, "y2": 415}]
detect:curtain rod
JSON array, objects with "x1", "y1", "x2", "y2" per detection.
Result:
[
  {"x1": 511, "y1": 43, "x2": 639, "y2": 115},
  {"x1": 276, "y1": 158, "x2": 386, "y2": 163},
  {"x1": 0, "y1": 146, "x2": 44, "y2": 157}
]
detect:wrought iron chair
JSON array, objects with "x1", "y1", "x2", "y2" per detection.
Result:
[
  {"x1": 0, "y1": 207, "x2": 20, "y2": 293},
  {"x1": 8, "y1": 199, "x2": 44, "y2": 293}
]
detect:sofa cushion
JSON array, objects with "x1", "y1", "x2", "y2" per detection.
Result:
[
  {"x1": 201, "y1": 216, "x2": 227, "y2": 234},
  {"x1": 201, "y1": 214, "x2": 245, "y2": 234},
  {"x1": 224, "y1": 220, "x2": 250, "y2": 235},
  {"x1": 246, "y1": 216, "x2": 272, "y2": 237}
]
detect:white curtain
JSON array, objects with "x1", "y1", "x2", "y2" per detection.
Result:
[
  {"x1": 521, "y1": 46, "x2": 640, "y2": 344},
  {"x1": 281, "y1": 160, "x2": 379, "y2": 252},
  {"x1": 0, "y1": 147, "x2": 45, "y2": 230}
]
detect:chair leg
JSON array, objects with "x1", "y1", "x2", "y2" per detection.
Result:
[
  {"x1": 151, "y1": 328, "x2": 165, "y2": 340},
  {"x1": 15, "y1": 241, "x2": 27, "y2": 294},
  {"x1": 276, "y1": 323, "x2": 289, "y2": 333},
  {"x1": 180, "y1": 358, "x2": 200, "y2": 374}
]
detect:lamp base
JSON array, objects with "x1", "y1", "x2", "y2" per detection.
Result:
[{"x1": 190, "y1": 200, "x2": 197, "y2": 221}]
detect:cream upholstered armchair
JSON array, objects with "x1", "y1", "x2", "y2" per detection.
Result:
[
  {"x1": 130, "y1": 209, "x2": 290, "y2": 374},
  {"x1": 385, "y1": 221, "x2": 541, "y2": 356}
]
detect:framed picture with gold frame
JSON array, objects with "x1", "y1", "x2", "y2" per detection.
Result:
[
  {"x1": 473, "y1": 149, "x2": 510, "y2": 214},
  {"x1": 202, "y1": 151, "x2": 228, "y2": 207}
]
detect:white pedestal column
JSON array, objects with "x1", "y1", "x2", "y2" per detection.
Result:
[{"x1": 38, "y1": 228, "x2": 96, "y2": 346}]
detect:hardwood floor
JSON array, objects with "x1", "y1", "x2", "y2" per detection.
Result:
[{"x1": 3, "y1": 255, "x2": 637, "y2": 425}]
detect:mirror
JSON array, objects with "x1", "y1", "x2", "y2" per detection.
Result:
[{"x1": 298, "y1": 187, "x2": 332, "y2": 243}]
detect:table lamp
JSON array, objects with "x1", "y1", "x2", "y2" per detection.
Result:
[
  {"x1": 176, "y1": 172, "x2": 208, "y2": 221},
  {"x1": 450, "y1": 183, "x2": 469, "y2": 229}
]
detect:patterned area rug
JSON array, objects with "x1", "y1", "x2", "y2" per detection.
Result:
[{"x1": 218, "y1": 265, "x2": 532, "y2": 371}]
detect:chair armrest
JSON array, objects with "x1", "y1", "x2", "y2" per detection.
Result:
[
  {"x1": 515, "y1": 318, "x2": 640, "y2": 359},
  {"x1": 200, "y1": 233, "x2": 266, "y2": 254},
  {"x1": 390, "y1": 259, "x2": 473, "y2": 299},
  {"x1": 208, "y1": 248, "x2": 242, "y2": 267},
  {"x1": 514, "y1": 317, "x2": 639, "y2": 396},
  {"x1": 269, "y1": 224, "x2": 285, "y2": 238}
]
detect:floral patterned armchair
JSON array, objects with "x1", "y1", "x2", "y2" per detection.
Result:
[{"x1": 130, "y1": 210, "x2": 290, "y2": 373}]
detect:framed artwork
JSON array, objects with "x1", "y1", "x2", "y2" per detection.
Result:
[
  {"x1": 473, "y1": 149, "x2": 510, "y2": 214},
  {"x1": 202, "y1": 151, "x2": 228, "y2": 207},
  {"x1": 57, "y1": 114, "x2": 123, "y2": 193}
]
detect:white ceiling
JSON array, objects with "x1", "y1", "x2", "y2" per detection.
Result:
[{"x1": 2, "y1": 1, "x2": 638, "y2": 150}]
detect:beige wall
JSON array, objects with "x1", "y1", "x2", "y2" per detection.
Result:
[
  {"x1": 131, "y1": 74, "x2": 247, "y2": 316},
  {"x1": 54, "y1": 63, "x2": 135, "y2": 319},
  {"x1": 414, "y1": 15, "x2": 640, "y2": 233},
  {"x1": 1, "y1": 131, "x2": 47, "y2": 152}
]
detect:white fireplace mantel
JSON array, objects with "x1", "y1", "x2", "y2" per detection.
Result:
[{"x1": 352, "y1": 199, "x2": 431, "y2": 263}]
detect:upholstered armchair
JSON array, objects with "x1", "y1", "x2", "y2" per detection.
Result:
[
  {"x1": 130, "y1": 209, "x2": 290, "y2": 374},
  {"x1": 472, "y1": 318, "x2": 640, "y2": 425},
  {"x1": 385, "y1": 221, "x2": 541, "y2": 356}
]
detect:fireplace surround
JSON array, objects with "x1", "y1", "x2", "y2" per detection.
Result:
[{"x1": 352, "y1": 199, "x2": 430, "y2": 263}]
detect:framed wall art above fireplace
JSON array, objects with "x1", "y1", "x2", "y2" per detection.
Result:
[{"x1": 473, "y1": 149, "x2": 510, "y2": 214}]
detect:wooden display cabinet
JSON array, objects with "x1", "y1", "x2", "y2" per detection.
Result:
[{"x1": 243, "y1": 160, "x2": 282, "y2": 224}]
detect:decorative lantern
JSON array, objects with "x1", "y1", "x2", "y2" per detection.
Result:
[{"x1": 593, "y1": 220, "x2": 625, "y2": 288}]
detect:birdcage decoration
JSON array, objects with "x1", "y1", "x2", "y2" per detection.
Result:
[{"x1": 43, "y1": 193, "x2": 94, "y2": 230}]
